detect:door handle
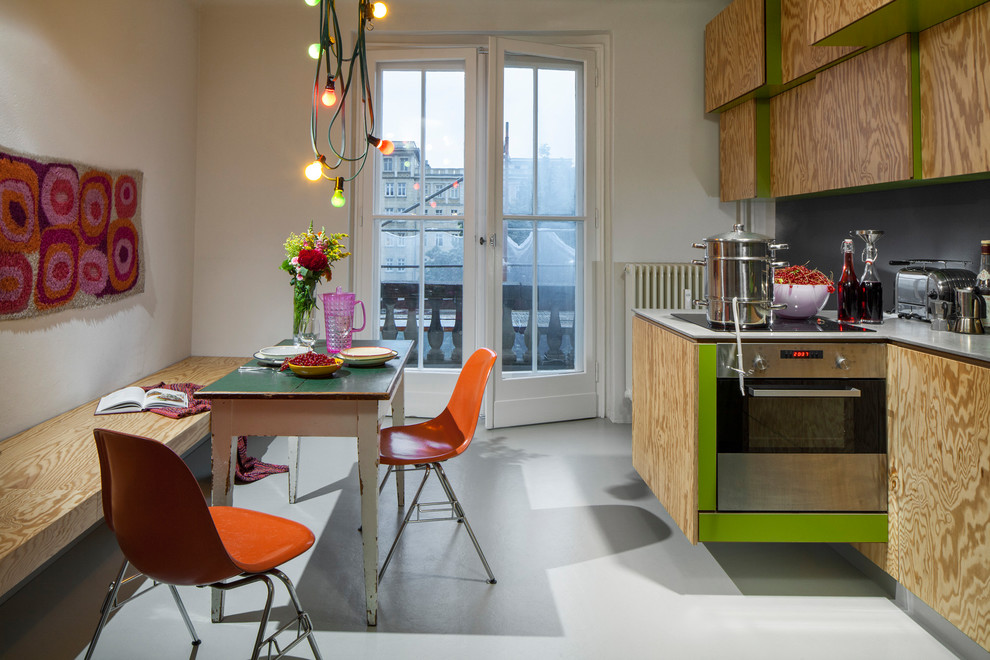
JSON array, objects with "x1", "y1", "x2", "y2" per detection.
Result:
[
  {"x1": 745, "y1": 387, "x2": 862, "y2": 398},
  {"x1": 479, "y1": 233, "x2": 496, "y2": 247}
]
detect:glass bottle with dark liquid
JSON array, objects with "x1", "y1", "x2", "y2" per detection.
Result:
[
  {"x1": 859, "y1": 262, "x2": 883, "y2": 323},
  {"x1": 837, "y1": 239, "x2": 860, "y2": 323},
  {"x1": 855, "y1": 229, "x2": 884, "y2": 324}
]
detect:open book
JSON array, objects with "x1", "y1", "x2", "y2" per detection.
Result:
[{"x1": 95, "y1": 386, "x2": 189, "y2": 415}]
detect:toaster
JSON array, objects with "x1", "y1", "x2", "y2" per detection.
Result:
[{"x1": 894, "y1": 263, "x2": 976, "y2": 320}]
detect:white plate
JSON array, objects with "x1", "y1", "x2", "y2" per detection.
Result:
[
  {"x1": 253, "y1": 351, "x2": 285, "y2": 367},
  {"x1": 338, "y1": 346, "x2": 395, "y2": 359},
  {"x1": 258, "y1": 345, "x2": 310, "y2": 359},
  {"x1": 337, "y1": 349, "x2": 398, "y2": 367}
]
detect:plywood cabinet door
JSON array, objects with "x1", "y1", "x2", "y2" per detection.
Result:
[
  {"x1": 781, "y1": 0, "x2": 858, "y2": 83},
  {"x1": 921, "y1": 2, "x2": 990, "y2": 179},
  {"x1": 887, "y1": 345, "x2": 990, "y2": 650},
  {"x1": 632, "y1": 317, "x2": 699, "y2": 544},
  {"x1": 720, "y1": 99, "x2": 769, "y2": 201},
  {"x1": 771, "y1": 35, "x2": 914, "y2": 196},
  {"x1": 808, "y1": 0, "x2": 892, "y2": 45},
  {"x1": 705, "y1": 0, "x2": 766, "y2": 113}
]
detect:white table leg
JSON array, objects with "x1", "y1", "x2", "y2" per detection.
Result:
[
  {"x1": 392, "y1": 373, "x2": 406, "y2": 507},
  {"x1": 287, "y1": 436, "x2": 300, "y2": 504},
  {"x1": 208, "y1": 400, "x2": 236, "y2": 622},
  {"x1": 356, "y1": 403, "x2": 380, "y2": 626}
]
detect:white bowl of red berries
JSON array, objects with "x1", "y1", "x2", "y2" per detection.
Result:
[{"x1": 773, "y1": 265, "x2": 834, "y2": 320}]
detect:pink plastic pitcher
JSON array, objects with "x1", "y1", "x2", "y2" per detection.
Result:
[{"x1": 322, "y1": 287, "x2": 366, "y2": 353}]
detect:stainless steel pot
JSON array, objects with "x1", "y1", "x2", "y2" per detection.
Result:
[{"x1": 692, "y1": 224, "x2": 788, "y2": 328}]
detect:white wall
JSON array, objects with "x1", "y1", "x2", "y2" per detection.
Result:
[
  {"x1": 0, "y1": 0, "x2": 200, "y2": 439},
  {"x1": 191, "y1": 0, "x2": 737, "y2": 421}
]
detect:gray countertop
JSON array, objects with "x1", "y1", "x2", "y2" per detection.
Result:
[{"x1": 634, "y1": 309, "x2": 990, "y2": 365}]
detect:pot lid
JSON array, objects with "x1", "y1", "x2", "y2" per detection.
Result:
[{"x1": 705, "y1": 223, "x2": 774, "y2": 243}]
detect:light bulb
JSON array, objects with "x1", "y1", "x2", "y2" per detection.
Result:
[
  {"x1": 367, "y1": 135, "x2": 395, "y2": 155},
  {"x1": 321, "y1": 87, "x2": 336, "y2": 107},
  {"x1": 331, "y1": 177, "x2": 346, "y2": 207},
  {"x1": 304, "y1": 0, "x2": 319, "y2": 5},
  {"x1": 308, "y1": 43, "x2": 321, "y2": 59},
  {"x1": 372, "y1": 2, "x2": 388, "y2": 18},
  {"x1": 413, "y1": 182, "x2": 420, "y2": 190},
  {"x1": 305, "y1": 161, "x2": 323, "y2": 181},
  {"x1": 430, "y1": 200, "x2": 437, "y2": 208}
]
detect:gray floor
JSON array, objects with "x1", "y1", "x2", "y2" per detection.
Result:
[{"x1": 0, "y1": 418, "x2": 986, "y2": 659}]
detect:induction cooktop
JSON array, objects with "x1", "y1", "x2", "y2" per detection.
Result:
[{"x1": 670, "y1": 313, "x2": 876, "y2": 333}]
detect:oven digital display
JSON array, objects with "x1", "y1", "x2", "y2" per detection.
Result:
[{"x1": 780, "y1": 349, "x2": 823, "y2": 359}]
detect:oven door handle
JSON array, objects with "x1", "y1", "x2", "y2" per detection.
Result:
[{"x1": 745, "y1": 386, "x2": 862, "y2": 398}]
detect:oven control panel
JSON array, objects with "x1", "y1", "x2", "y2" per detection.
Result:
[{"x1": 716, "y1": 343, "x2": 886, "y2": 379}]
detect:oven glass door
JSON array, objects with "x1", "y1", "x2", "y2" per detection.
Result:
[
  {"x1": 715, "y1": 378, "x2": 887, "y2": 512},
  {"x1": 716, "y1": 378, "x2": 886, "y2": 454}
]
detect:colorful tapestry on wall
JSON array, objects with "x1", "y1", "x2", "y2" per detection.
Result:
[{"x1": 0, "y1": 146, "x2": 144, "y2": 320}]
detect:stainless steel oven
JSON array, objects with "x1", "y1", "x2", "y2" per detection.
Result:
[{"x1": 715, "y1": 342, "x2": 887, "y2": 513}]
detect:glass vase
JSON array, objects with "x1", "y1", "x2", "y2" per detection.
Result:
[{"x1": 293, "y1": 282, "x2": 319, "y2": 347}]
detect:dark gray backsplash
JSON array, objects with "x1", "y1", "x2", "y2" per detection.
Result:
[{"x1": 775, "y1": 178, "x2": 990, "y2": 313}]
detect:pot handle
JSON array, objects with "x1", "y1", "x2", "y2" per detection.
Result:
[
  {"x1": 764, "y1": 302, "x2": 788, "y2": 311},
  {"x1": 770, "y1": 243, "x2": 789, "y2": 250},
  {"x1": 692, "y1": 242, "x2": 706, "y2": 249},
  {"x1": 771, "y1": 261, "x2": 789, "y2": 268},
  {"x1": 693, "y1": 299, "x2": 709, "y2": 308},
  {"x1": 692, "y1": 259, "x2": 707, "y2": 266}
]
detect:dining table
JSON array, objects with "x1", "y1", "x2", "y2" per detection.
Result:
[{"x1": 194, "y1": 338, "x2": 414, "y2": 626}]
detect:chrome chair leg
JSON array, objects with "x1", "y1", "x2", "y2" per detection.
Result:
[
  {"x1": 85, "y1": 560, "x2": 127, "y2": 660},
  {"x1": 166, "y1": 584, "x2": 201, "y2": 645},
  {"x1": 434, "y1": 463, "x2": 496, "y2": 584},
  {"x1": 379, "y1": 466, "x2": 431, "y2": 582},
  {"x1": 87, "y1": 561, "x2": 202, "y2": 660}
]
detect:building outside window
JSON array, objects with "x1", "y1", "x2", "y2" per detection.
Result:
[{"x1": 385, "y1": 182, "x2": 395, "y2": 197}]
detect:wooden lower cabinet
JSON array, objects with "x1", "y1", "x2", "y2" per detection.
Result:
[
  {"x1": 632, "y1": 317, "x2": 700, "y2": 544},
  {"x1": 857, "y1": 345, "x2": 990, "y2": 650}
]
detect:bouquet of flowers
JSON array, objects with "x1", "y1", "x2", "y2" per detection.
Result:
[{"x1": 280, "y1": 222, "x2": 350, "y2": 343}]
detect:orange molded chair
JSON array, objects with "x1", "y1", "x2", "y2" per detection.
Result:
[
  {"x1": 87, "y1": 429, "x2": 323, "y2": 660},
  {"x1": 377, "y1": 347, "x2": 497, "y2": 583}
]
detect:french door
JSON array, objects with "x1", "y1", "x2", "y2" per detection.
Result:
[
  {"x1": 360, "y1": 40, "x2": 599, "y2": 426},
  {"x1": 485, "y1": 39, "x2": 598, "y2": 428}
]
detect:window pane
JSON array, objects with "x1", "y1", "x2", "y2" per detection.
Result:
[
  {"x1": 425, "y1": 71, "x2": 465, "y2": 217},
  {"x1": 501, "y1": 219, "x2": 579, "y2": 374},
  {"x1": 380, "y1": 70, "x2": 422, "y2": 215},
  {"x1": 503, "y1": 67, "x2": 534, "y2": 216},
  {"x1": 379, "y1": 219, "x2": 422, "y2": 365},
  {"x1": 537, "y1": 69, "x2": 577, "y2": 216},
  {"x1": 424, "y1": 220, "x2": 464, "y2": 366}
]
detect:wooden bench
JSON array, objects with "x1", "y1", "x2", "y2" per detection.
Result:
[{"x1": 0, "y1": 356, "x2": 246, "y2": 602}]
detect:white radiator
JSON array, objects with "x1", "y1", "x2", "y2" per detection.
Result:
[{"x1": 623, "y1": 263, "x2": 705, "y2": 399}]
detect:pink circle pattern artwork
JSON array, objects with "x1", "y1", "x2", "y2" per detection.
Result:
[
  {"x1": 40, "y1": 164, "x2": 79, "y2": 228},
  {"x1": 108, "y1": 218, "x2": 139, "y2": 292},
  {"x1": 78, "y1": 171, "x2": 112, "y2": 246},
  {"x1": 36, "y1": 226, "x2": 80, "y2": 309},
  {"x1": 0, "y1": 252, "x2": 33, "y2": 315},
  {"x1": 0, "y1": 148, "x2": 143, "y2": 319},
  {"x1": 114, "y1": 175, "x2": 138, "y2": 218}
]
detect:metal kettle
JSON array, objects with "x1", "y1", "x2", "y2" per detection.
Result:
[{"x1": 952, "y1": 287, "x2": 985, "y2": 334}]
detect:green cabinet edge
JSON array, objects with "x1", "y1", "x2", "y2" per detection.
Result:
[
  {"x1": 699, "y1": 513, "x2": 889, "y2": 542},
  {"x1": 813, "y1": 0, "x2": 989, "y2": 49},
  {"x1": 698, "y1": 343, "x2": 718, "y2": 511}
]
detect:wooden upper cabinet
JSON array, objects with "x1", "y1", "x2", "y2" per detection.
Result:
[
  {"x1": 720, "y1": 99, "x2": 771, "y2": 201},
  {"x1": 705, "y1": 0, "x2": 767, "y2": 112},
  {"x1": 780, "y1": 0, "x2": 859, "y2": 83},
  {"x1": 808, "y1": 0, "x2": 890, "y2": 44},
  {"x1": 921, "y1": 2, "x2": 990, "y2": 179},
  {"x1": 772, "y1": 35, "x2": 914, "y2": 196}
]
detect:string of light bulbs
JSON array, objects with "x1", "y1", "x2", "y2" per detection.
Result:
[{"x1": 303, "y1": 0, "x2": 393, "y2": 208}]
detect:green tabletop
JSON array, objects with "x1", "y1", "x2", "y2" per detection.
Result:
[{"x1": 194, "y1": 339, "x2": 414, "y2": 400}]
